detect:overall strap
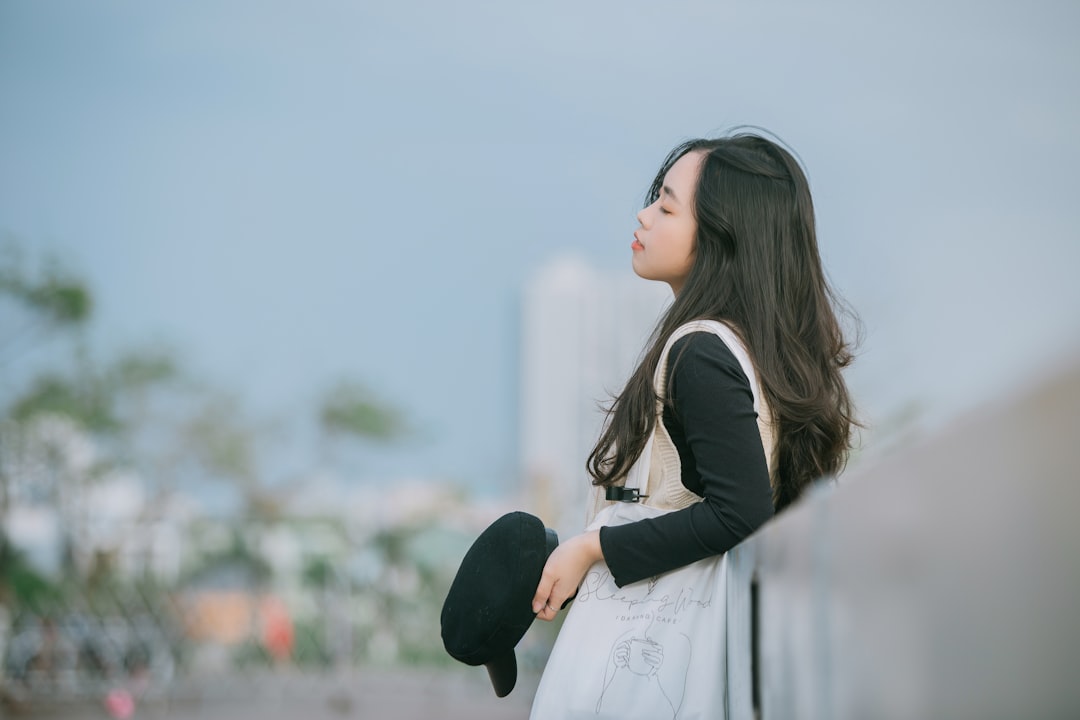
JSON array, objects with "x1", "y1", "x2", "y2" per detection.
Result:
[
  {"x1": 654, "y1": 320, "x2": 761, "y2": 414},
  {"x1": 587, "y1": 319, "x2": 773, "y2": 524},
  {"x1": 639, "y1": 319, "x2": 766, "y2": 502}
]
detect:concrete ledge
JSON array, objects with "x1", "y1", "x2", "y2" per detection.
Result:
[{"x1": 727, "y1": 355, "x2": 1080, "y2": 719}]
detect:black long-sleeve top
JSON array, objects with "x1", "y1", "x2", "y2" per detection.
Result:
[{"x1": 597, "y1": 331, "x2": 775, "y2": 587}]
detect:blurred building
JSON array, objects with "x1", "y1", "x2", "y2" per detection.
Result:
[
  {"x1": 520, "y1": 256, "x2": 670, "y2": 540},
  {"x1": 1, "y1": 414, "x2": 101, "y2": 577},
  {"x1": 0, "y1": 414, "x2": 194, "y2": 583}
]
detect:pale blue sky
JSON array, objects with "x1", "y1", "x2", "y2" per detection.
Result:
[{"x1": 2, "y1": 0, "x2": 1078, "y2": 498}]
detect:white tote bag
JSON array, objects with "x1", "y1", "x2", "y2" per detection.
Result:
[
  {"x1": 530, "y1": 321, "x2": 766, "y2": 720},
  {"x1": 529, "y1": 503, "x2": 730, "y2": 719}
]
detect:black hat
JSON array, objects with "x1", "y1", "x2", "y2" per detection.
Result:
[{"x1": 440, "y1": 511, "x2": 558, "y2": 697}]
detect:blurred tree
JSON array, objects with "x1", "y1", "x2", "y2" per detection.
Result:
[
  {"x1": 0, "y1": 239, "x2": 91, "y2": 357},
  {"x1": 183, "y1": 396, "x2": 256, "y2": 487},
  {"x1": 98, "y1": 348, "x2": 181, "y2": 489},
  {"x1": 0, "y1": 237, "x2": 434, "y2": 680},
  {"x1": 179, "y1": 393, "x2": 289, "y2": 522},
  {"x1": 319, "y1": 381, "x2": 404, "y2": 442},
  {"x1": 0, "y1": 240, "x2": 96, "y2": 520},
  {"x1": 0, "y1": 239, "x2": 190, "y2": 589},
  {"x1": 106, "y1": 350, "x2": 178, "y2": 395},
  {"x1": 0, "y1": 530, "x2": 61, "y2": 612},
  {"x1": 2, "y1": 350, "x2": 184, "y2": 533},
  {"x1": 354, "y1": 522, "x2": 465, "y2": 667},
  {"x1": 301, "y1": 556, "x2": 335, "y2": 590},
  {"x1": 317, "y1": 380, "x2": 409, "y2": 487},
  {"x1": 10, "y1": 373, "x2": 120, "y2": 432}
]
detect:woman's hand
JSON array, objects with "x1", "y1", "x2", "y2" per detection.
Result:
[{"x1": 532, "y1": 530, "x2": 603, "y2": 622}]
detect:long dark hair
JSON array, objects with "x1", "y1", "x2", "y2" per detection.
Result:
[{"x1": 586, "y1": 131, "x2": 857, "y2": 512}]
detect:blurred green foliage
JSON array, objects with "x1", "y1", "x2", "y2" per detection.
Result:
[
  {"x1": 0, "y1": 531, "x2": 62, "y2": 612},
  {"x1": 0, "y1": 237, "x2": 471, "y2": 679},
  {"x1": 320, "y1": 381, "x2": 405, "y2": 441},
  {"x1": 105, "y1": 350, "x2": 178, "y2": 390},
  {"x1": 183, "y1": 396, "x2": 257, "y2": 486},
  {"x1": 11, "y1": 373, "x2": 122, "y2": 431},
  {"x1": 302, "y1": 556, "x2": 335, "y2": 589},
  {"x1": 0, "y1": 249, "x2": 92, "y2": 328}
]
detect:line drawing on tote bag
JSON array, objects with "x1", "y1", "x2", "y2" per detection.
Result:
[
  {"x1": 596, "y1": 625, "x2": 692, "y2": 718},
  {"x1": 572, "y1": 556, "x2": 713, "y2": 718}
]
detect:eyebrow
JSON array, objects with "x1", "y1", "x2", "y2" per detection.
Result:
[{"x1": 661, "y1": 185, "x2": 680, "y2": 204}]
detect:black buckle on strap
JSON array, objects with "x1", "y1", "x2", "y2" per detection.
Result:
[{"x1": 605, "y1": 486, "x2": 647, "y2": 503}]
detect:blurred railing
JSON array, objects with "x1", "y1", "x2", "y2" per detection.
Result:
[
  {"x1": 2, "y1": 583, "x2": 179, "y2": 703},
  {"x1": 0, "y1": 510, "x2": 525, "y2": 713}
]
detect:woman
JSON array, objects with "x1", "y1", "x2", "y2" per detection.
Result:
[{"x1": 531, "y1": 130, "x2": 856, "y2": 623}]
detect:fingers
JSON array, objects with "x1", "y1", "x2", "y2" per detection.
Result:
[
  {"x1": 534, "y1": 569, "x2": 577, "y2": 622},
  {"x1": 532, "y1": 536, "x2": 594, "y2": 622},
  {"x1": 532, "y1": 572, "x2": 554, "y2": 615},
  {"x1": 534, "y1": 596, "x2": 559, "y2": 622},
  {"x1": 546, "y1": 584, "x2": 572, "y2": 614}
]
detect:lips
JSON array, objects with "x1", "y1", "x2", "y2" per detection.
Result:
[{"x1": 632, "y1": 233, "x2": 644, "y2": 251}]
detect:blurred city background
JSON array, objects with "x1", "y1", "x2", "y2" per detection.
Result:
[{"x1": 1, "y1": 1, "x2": 1078, "y2": 718}]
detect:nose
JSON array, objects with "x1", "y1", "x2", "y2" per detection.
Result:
[{"x1": 636, "y1": 206, "x2": 648, "y2": 229}]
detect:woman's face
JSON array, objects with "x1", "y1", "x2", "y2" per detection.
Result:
[{"x1": 631, "y1": 150, "x2": 703, "y2": 295}]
